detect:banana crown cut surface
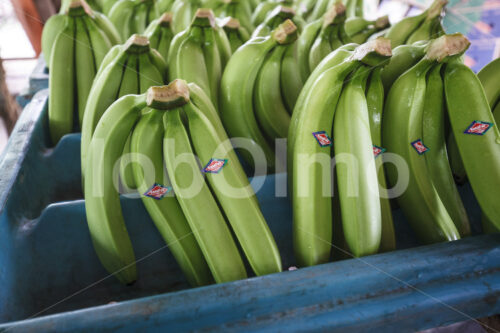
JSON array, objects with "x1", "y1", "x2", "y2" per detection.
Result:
[
  {"x1": 147, "y1": 81, "x2": 190, "y2": 110},
  {"x1": 272, "y1": 19, "x2": 298, "y2": 44},
  {"x1": 426, "y1": 33, "x2": 470, "y2": 62},
  {"x1": 193, "y1": 8, "x2": 216, "y2": 27}
]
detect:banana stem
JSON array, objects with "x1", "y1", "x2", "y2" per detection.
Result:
[
  {"x1": 147, "y1": 80, "x2": 190, "y2": 109},
  {"x1": 425, "y1": 33, "x2": 470, "y2": 62}
]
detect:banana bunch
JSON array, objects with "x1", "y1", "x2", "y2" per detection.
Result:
[
  {"x1": 81, "y1": 34, "x2": 167, "y2": 185},
  {"x1": 383, "y1": 34, "x2": 472, "y2": 243},
  {"x1": 205, "y1": 0, "x2": 254, "y2": 33},
  {"x1": 168, "y1": 9, "x2": 231, "y2": 108},
  {"x1": 296, "y1": 3, "x2": 348, "y2": 81},
  {"x1": 171, "y1": 0, "x2": 203, "y2": 33},
  {"x1": 84, "y1": 80, "x2": 281, "y2": 284},
  {"x1": 252, "y1": 0, "x2": 293, "y2": 27},
  {"x1": 385, "y1": 0, "x2": 447, "y2": 48},
  {"x1": 252, "y1": 5, "x2": 304, "y2": 38},
  {"x1": 144, "y1": 12, "x2": 175, "y2": 60},
  {"x1": 289, "y1": 38, "x2": 392, "y2": 266},
  {"x1": 217, "y1": 17, "x2": 250, "y2": 52},
  {"x1": 42, "y1": 0, "x2": 120, "y2": 69},
  {"x1": 220, "y1": 20, "x2": 301, "y2": 172},
  {"x1": 108, "y1": 0, "x2": 159, "y2": 40},
  {"x1": 344, "y1": 15, "x2": 389, "y2": 44},
  {"x1": 46, "y1": 0, "x2": 117, "y2": 145}
]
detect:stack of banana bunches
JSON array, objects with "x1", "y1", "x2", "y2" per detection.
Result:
[{"x1": 42, "y1": 0, "x2": 500, "y2": 285}]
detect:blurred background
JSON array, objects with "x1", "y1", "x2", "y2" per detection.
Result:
[{"x1": 0, "y1": 0, "x2": 499, "y2": 154}]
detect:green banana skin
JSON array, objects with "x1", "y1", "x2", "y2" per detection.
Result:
[
  {"x1": 254, "y1": 45, "x2": 290, "y2": 141},
  {"x1": 252, "y1": 5, "x2": 300, "y2": 38},
  {"x1": 280, "y1": 45, "x2": 303, "y2": 114},
  {"x1": 171, "y1": 0, "x2": 202, "y2": 34},
  {"x1": 82, "y1": 15, "x2": 113, "y2": 70},
  {"x1": 95, "y1": 44, "x2": 121, "y2": 78},
  {"x1": 184, "y1": 101, "x2": 282, "y2": 276},
  {"x1": 109, "y1": 0, "x2": 135, "y2": 40},
  {"x1": 75, "y1": 17, "x2": 97, "y2": 128},
  {"x1": 334, "y1": 66, "x2": 382, "y2": 257},
  {"x1": 423, "y1": 64, "x2": 470, "y2": 237},
  {"x1": 308, "y1": 0, "x2": 329, "y2": 22},
  {"x1": 138, "y1": 51, "x2": 165, "y2": 92},
  {"x1": 297, "y1": 19, "x2": 322, "y2": 81},
  {"x1": 406, "y1": 16, "x2": 441, "y2": 44},
  {"x1": 93, "y1": 11, "x2": 122, "y2": 45},
  {"x1": 148, "y1": 49, "x2": 168, "y2": 82},
  {"x1": 214, "y1": 0, "x2": 254, "y2": 34},
  {"x1": 157, "y1": 0, "x2": 174, "y2": 13},
  {"x1": 288, "y1": 43, "x2": 357, "y2": 184},
  {"x1": 213, "y1": 24, "x2": 233, "y2": 69},
  {"x1": 163, "y1": 108, "x2": 247, "y2": 283},
  {"x1": 494, "y1": 100, "x2": 500, "y2": 126},
  {"x1": 308, "y1": 25, "x2": 336, "y2": 73},
  {"x1": 131, "y1": 108, "x2": 213, "y2": 287},
  {"x1": 383, "y1": 57, "x2": 460, "y2": 243},
  {"x1": 222, "y1": 19, "x2": 250, "y2": 53},
  {"x1": 252, "y1": 1, "x2": 279, "y2": 26},
  {"x1": 385, "y1": 11, "x2": 427, "y2": 48},
  {"x1": 446, "y1": 131, "x2": 467, "y2": 184},
  {"x1": 444, "y1": 59, "x2": 500, "y2": 230},
  {"x1": 477, "y1": 57, "x2": 500, "y2": 109},
  {"x1": 41, "y1": 14, "x2": 65, "y2": 67},
  {"x1": 365, "y1": 68, "x2": 396, "y2": 252},
  {"x1": 117, "y1": 54, "x2": 140, "y2": 191},
  {"x1": 130, "y1": 2, "x2": 148, "y2": 36},
  {"x1": 49, "y1": 17, "x2": 76, "y2": 146},
  {"x1": 380, "y1": 41, "x2": 428, "y2": 93},
  {"x1": 202, "y1": 27, "x2": 222, "y2": 108},
  {"x1": 84, "y1": 94, "x2": 147, "y2": 284},
  {"x1": 220, "y1": 35, "x2": 278, "y2": 172},
  {"x1": 145, "y1": 13, "x2": 175, "y2": 60}
]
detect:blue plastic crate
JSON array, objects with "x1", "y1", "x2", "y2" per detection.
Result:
[{"x1": 0, "y1": 90, "x2": 499, "y2": 331}]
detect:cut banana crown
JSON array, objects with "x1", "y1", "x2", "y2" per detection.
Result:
[
  {"x1": 147, "y1": 80, "x2": 190, "y2": 110},
  {"x1": 272, "y1": 19, "x2": 298, "y2": 45},
  {"x1": 124, "y1": 34, "x2": 151, "y2": 53},
  {"x1": 426, "y1": 33, "x2": 470, "y2": 62},
  {"x1": 159, "y1": 12, "x2": 173, "y2": 26},
  {"x1": 193, "y1": 8, "x2": 216, "y2": 27}
]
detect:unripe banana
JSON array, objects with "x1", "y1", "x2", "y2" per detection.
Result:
[
  {"x1": 108, "y1": 0, "x2": 135, "y2": 40},
  {"x1": 422, "y1": 64, "x2": 470, "y2": 237},
  {"x1": 144, "y1": 12, "x2": 175, "y2": 60},
  {"x1": 82, "y1": 14, "x2": 113, "y2": 69},
  {"x1": 171, "y1": 0, "x2": 203, "y2": 33},
  {"x1": 41, "y1": 14, "x2": 66, "y2": 67},
  {"x1": 84, "y1": 94, "x2": 147, "y2": 284},
  {"x1": 130, "y1": 107, "x2": 213, "y2": 286},
  {"x1": 444, "y1": 58, "x2": 500, "y2": 230},
  {"x1": 218, "y1": 17, "x2": 250, "y2": 53},
  {"x1": 252, "y1": 5, "x2": 302, "y2": 38},
  {"x1": 183, "y1": 96, "x2": 282, "y2": 276},
  {"x1": 202, "y1": 21, "x2": 223, "y2": 108},
  {"x1": 297, "y1": 19, "x2": 322, "y2": 81},
  {"x1": 365, "y1": 67, "x2": 396, "y2": 252},
  {"x1": 48, "y1": 16, "x2": 76, "y2": 145},
  {"x1": 254, "y1": 45, "x2": 290, "y2": 141},
  {"x1": 160, "y1": 86, "x2": 247, "y2": 283},
  {"x1": 380, "y1": 41, "x2": 428, "y2": 93},
  {"x1": 307, "y1": 0, "x2": 329, "y2": 23},
  {"x1": 383, "y1": 35, "x2": 468, "y2": 243},
  {"x1": 157, "y1": 0, "x2": 174, "y2": 13},
  {"x1": 477, "y1": 57, "x2": 500, "y2": 109},
  {"x1": 280, "y1": 45, "x2": 303, "y2": 114},
  {"x1": 447, "y1": 131, "x2": 467, "y2": 184},
  {"x1": 252, "y1": 0, "x2": 283, "y2": 27},
  {"x1": 220, "y1": 21, "x2": 298, "y2": 172},
  {"x1": 93, "y1": 10, "x2": 122, "y2": 45},
  {"x1": 291, "y1": 39, "x2": 391, "y2": 266},
  {"x1": 213, "y1": 0, "x2": 254, "y2": 34},
  {"x1": 334, "y1": 66, "x2": 382, "y2": 257}
]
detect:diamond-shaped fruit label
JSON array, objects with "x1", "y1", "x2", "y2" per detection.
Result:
[
  {"x1": 464, "y1": 121, "x2": 493, "y2": 136},
  {"x1": 411, "y1": 139, "x2": 429, "y2": 155},
  {"x1": 144, "y1": 183, "x2": 171, "y2": 200},
  {"x1": 312, "y1": 131, "x2": 332, "y2": 147},
  {"x1": 373, "y1": 145, "x2": 386, "y2": 158},
  {"x1": 203, "y1": 158, "x2": 227, "y2": 174}
]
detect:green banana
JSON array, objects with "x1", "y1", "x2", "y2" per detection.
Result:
[
  {"x1": 75, "y1": 17, "x2": 96, "y2": 128},
  {"x1": 252, "y1": 5, "x2": 299, "y2": 38},
  {"x1": 220, "y1": 21, "x2": 298, "y2": 172},
  {"x1": 382, "y1": 35, "x2": 468, "y2": 243},
  {"x1": 130, "y1": 107, "x2": 213, "y2": 286},
  {"x1": 290, "y1": 39, "x2": 391, "y2": 266},
  {"x1": 108, "y1": 0, "x2": 135, "y2": 40},
  {"x1": 423, "y1": 64, "x2": 470, "y2": 237},
  {"x1": 252, "y1": 0, "x2": 282, "y2": 27},
  {"x1": 380, "y1": 40, "x2": 429, "y2": 93},
  {"x1": 297, "y1": 19, "x2": 322, "y2": 81},
  {"x1": 307, "y1": 0, "x2": 329, "y2": 23},
  {"x1": 202, "y1": 21, "x2": 222, "y2": 108},
  {"x1": 447, "y1": 131, "x2": 467, "y2": 184},
  {"x1": 84, "y1": 94, "x2": 147, "y2": 284},
  {"x1": 254, "y1": 45, "x2": 290, "y2": 141},
  {"x1": 218, "y1": 17, "x2": 250, "y2": 53},
  {"x1": 144, "y1": 12, "x2": 175, "y2": 60},
  {"x1": 41, "y1": 14, "x2": 66, "y2": 67},
  {"x1": 161, "y1": 87, "x2": 247, "y2": 283},
  {"x1": 213, "y1": 0, "x2": 254, "y2": 34},
  {"x1": 334, "y1": 66, "x2": 382, "y2": 257},
  {"x1": 171, "y1": 0, "x2": 203, "y2": 33},
  {"x1": 406, "y1": 1, "x2": 447, "y2": 44},
  {"x1": 385, "y1": 0, "x2": 447, "y2": 48},
  {"x1": 183, "y1": 94, "x2": 282, "y2": 276},
  {"x1": 138, "y1": 50, "x2": 164, "y2": 92},
  {"x1": 477, "y1": 57, "x2": 500, "y2": 109},
  {"x1": 48, "y1": 16, "x2": 76, "y2": 145},
  {"x1": 130, "y1": 1, "x2": 148, "y2": 36},
  {"x1": 365, "y1": 67, "x2": 396, "y2": 252},
  {"x1": 157, "y1": 0, "x2": 174, "y2": 12},
  {"x1": 82, "y1": 14, "x2": 112, "y2": 69},
  {"x1": 347, "y1": 16, "x2": 390, "y2": 44},
  {"x1": 93, "y1": 10, "x2": 122, "y2": 45},
  {"x1": 280, "y1": 45, "x2": 303, "y2": 114},
  {"x1": 444, "y1": 58, "x2": 500, "y2": 230}
]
